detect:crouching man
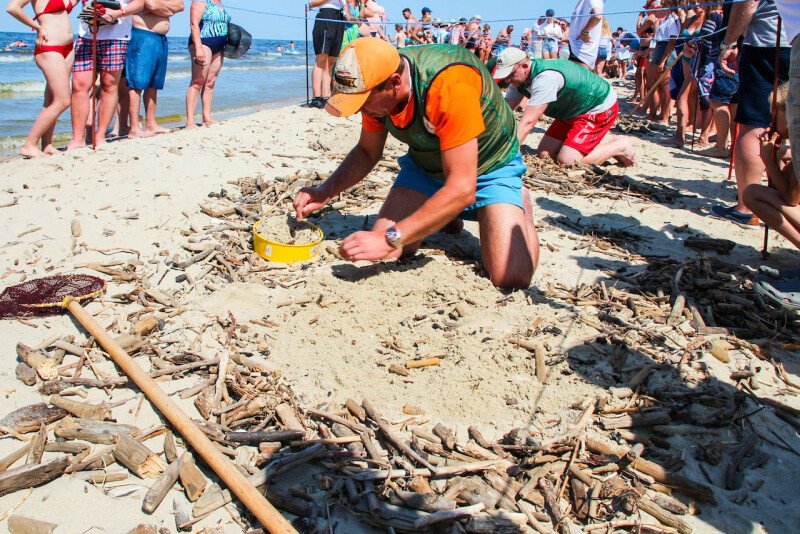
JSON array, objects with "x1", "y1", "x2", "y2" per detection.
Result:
[
  {"x1": 293, "y1": 38, "x2": 540, "y2": 289},
  {"x1": 494, "y1": 47, "x2": 636, "y2": 166}
]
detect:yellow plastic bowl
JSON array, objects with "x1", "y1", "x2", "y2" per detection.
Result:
[{"x1": 253, "y1": 219, "x2": 324, "y2": 263}]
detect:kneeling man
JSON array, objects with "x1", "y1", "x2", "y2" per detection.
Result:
[
  {"x1": 294, "y1": 38, "x2": 540, "y2": 289},
  {"x1": 494, "y1": 47, "x2": 636, "y2": 166}
]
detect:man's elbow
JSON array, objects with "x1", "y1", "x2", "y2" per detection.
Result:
[{"x1": 450, "y1": 183, "x2": 477, "y2": 207}]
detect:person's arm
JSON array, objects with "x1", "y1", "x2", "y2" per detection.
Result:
[
  {"x1": 105, "y1": 0, "x2": 145, "y2": 22},
  {"x1": 517, "y1": 104, "x2": 547, "y2": 144},
  {"x1": 577, "y1": 2, "x2": 603, "y2": 43},
  {"x1": 505, "y1": 85, "x2": 525, "y2": 110},
  {"x1": 723, "y1": 0, "x2": 758, "y2": 45},
  {"x1": 656, "y1": 14, "x2": 679, "y2": 71},
  {"x1": 294, "y1": 128, "x2": 388, "y2": 219},
  {"x1": 762, "y1": 134, "x2": 800, "y2": 205},
  {"x1": 5, "y1": 0, "x2": 41, "y2": 35},
  {"x1": 144, "y1": 0, "x2": 184, "y2": 16},
  {"x1": 189, "y1": 0, "x2": 205, "y2": 63},
  {"x1": 308, "y1": 0, "x2": 331, "y2": 7}
]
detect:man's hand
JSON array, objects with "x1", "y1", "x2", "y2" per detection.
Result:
[
  {"x1": 293, "y1": 185, "x2": 331, "y2": 220},
  {"x1": 719, "y1": 47, "x2": 738, "y2": 75},
  {"x1": 759, "y1": 130, "x2": 780, "y2": 165},
  {"x1": 578, "y1": 31, "x2": 591, "y2": 43},
  {"x1": 339, "y1": 230, "x2": 396, "y2": 261}
]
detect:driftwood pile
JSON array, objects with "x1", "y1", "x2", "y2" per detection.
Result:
[
  {"x1": 614, "y1": 117, "x2": 672, "y2": 137},
  {"x1": 522, "y1": 155, "x2": 688, "y2": 204}
]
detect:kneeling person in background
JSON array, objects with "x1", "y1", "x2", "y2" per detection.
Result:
[{"x1": 494, "y1": 47, "x2": 636, "y2": 167}]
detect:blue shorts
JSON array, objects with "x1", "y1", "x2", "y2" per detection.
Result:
[
  {"x1": 597, "y1": 46, "x2": 608, "y2": 61},
  {"x1": 126, "y1": 28, "x2": 168, "y2": 90},
  {"x1": 393, "y1": 153, "x2": 525, "y2": 222},
  {"x1": 710, "y1": 69, "x2": 739, "y2": 104},
  {"x1": 650, "y1": 41, "x2": 677, "y2": 67},
  {"x1": 542, "y1": 38, "x2": 558, "y2": 54}
]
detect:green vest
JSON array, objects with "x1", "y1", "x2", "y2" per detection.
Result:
[
  {"x1": 383, "y1": 45, "x2": 519, "y2": 180},
  {"x1": 519, "y1": 59, "x2": 611, "y2": 120}
]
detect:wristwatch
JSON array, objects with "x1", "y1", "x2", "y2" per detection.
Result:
[
  {"x1": 719, "y1": 42, "x2": 737, "y2": 53},
  {"x1": 385, "y1": 226, "x2": 403, "y2": 249}
]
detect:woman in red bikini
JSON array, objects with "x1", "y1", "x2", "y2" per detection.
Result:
[{"x1": 6, "y1": 0, "x2": 81, "y2": 157}]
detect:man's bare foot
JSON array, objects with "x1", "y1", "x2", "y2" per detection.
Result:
[
  {"x1": 128, "y1": 128, "x2": 153, "y2": 139},
  {"x1": 146, "y1": 125, "x2": 170, "y2": 135},
  {"x1": 202, "y1": 118, "x2": 216, "y2": 126},
  {"x1": 65, "y1": 140, "x2": 86, "y2": 150},
  {"x1": 42, "y1": 144, "x2": 60, "y2": 155},
  {"x1": 699, "y1": 146, "x2": 730, "y2": 159},
  {"x1": 93, "y1": 136, "x2": 107, "y2": 147},
  {"x1": 185, "y1": 122, "x2": 198, "y2": 130},
  {"x1": 19, "y1": 145, "x2": 47, "y2": 158},
  {"x1": 441, "y1": 218, "x2": 464, "y2": 235},
  {"x1": 662, "y1": 135, "x2": 684, "y2": 148},
  {"x1": 614, "y1": 145, "x2": 638, "y2": 167}
]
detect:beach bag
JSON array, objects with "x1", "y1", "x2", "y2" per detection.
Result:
[{"x1": 225, "y1": 23, "x2": 252, "y2": 59}]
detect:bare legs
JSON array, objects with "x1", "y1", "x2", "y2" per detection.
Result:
[
  {"x1": 186, "y1": 44, "x2": 224, "y2": 129},
  {"x1": 703, "y1": 100, "x2": 737, "y2": 157},
  {"x1": 129, "y1": 88, "x2": 168, "y2": 138},
  {"x1": 538, "y1": 134, "x2": 637, "y2": 167},
  {"x1": 68, "y1": 68, "x2": 122, "y2": 149},
  {"x1": 20, "y1": 51, "x2": 73, "y2": 158},
  {"x1": 312, "y1": 52, "x2": 335, "y2": 99},
  {"x1": 731, "y1": 125, "x2": 766, "y2": 213},
  {"x1": 743, "y1": 180, "x2": 800, "y2": 249},
  {"x1": 369, "y1": 185, "x2": 540, "y2": 289}
]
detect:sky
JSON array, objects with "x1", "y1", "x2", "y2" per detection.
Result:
[{"x1": 0, "y1": 1, "x2": 648, "y2": 40}]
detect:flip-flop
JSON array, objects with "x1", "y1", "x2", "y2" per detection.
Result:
[{"x1": 754, "y1": 276, "x2": 800, "y2": 313}]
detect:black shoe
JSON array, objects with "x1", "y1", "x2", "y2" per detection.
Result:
[{"x1": 308, "y1": 97, "x2": 322, "y2": 108}]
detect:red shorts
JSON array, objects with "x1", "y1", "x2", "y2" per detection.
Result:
[{"x1": 545, "y1": 101, "x2": 619, "y2": 155}]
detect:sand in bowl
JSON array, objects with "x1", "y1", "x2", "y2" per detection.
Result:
[{"x1": 256, "y1": 216, "x2": 321, "y2": 245}]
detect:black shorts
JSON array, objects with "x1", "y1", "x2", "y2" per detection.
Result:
[
  {"x1": 313, "y1": 8, "x2": 344, "y2": 56},
  {"x1": 734, "y1": 45, "x2": 790, "y2": 128}
]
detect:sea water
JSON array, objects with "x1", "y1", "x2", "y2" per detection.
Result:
[{"x1": 0, "y1": 31, "x2": 311, "y2": 155}]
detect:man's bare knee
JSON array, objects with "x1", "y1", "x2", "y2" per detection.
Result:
[{"x1": 489, "y1": 268, "x2": 533, "y2": 290}]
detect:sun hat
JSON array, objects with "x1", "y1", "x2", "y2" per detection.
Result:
[
  {"x1": 422, "y1": 7, "x2": 431, "y2": 13},
  {"x1": 491, "y1": 47, "x2": 529, "y2": 80},
  {"x1": 326, "y1": 38, "x2": 401, "y2": 118},
  {"x1": 546, "y1": 9, "x2": 555, "y2": 17},
  {"x1": 473, "y1": 14, "x2": 482, "y2": 20}
]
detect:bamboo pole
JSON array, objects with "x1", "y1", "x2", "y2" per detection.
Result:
[{"x1": 66, "y1": 299, "x2": 297, "y2": 534}]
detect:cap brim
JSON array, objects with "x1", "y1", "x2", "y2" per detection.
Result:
[
  {"x1": 492, "y1": 64, "x2": 515, "y2": 82},
  {"x1": 325, "y1": 91, "x2": 371, "y2": 118}
]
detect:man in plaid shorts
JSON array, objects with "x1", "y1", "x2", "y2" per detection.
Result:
[{"x1": 67, "y1": 0, "x2": 145, "y2": 149}]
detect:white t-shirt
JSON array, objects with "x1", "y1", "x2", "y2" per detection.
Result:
[
  {"x1": 507, "y1": 70, "x2": 617, "y2": 115},
  {"x1": 569, "y1": 0, "x2": 604, "y2": 68},
  {"x1": 539, "y1": 21, "x2": 563, "y2": 40},
  {"x1": 654, "y1": 13, "x2": 680, "y2": 42},
  {"x1": 774, "y1": 0, "x2": 799, "y2": 44},
  {"x1": 78, "y1": 0, "x2": 133, "y2": 41}
]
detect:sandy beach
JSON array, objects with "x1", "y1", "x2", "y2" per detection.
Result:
[{"x1": 0, "y1": 82, "x2": 799, "y2": 533}]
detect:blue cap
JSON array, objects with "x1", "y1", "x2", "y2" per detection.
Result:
[
  {"x1": 422, "y1": 7, "x2": 431, "y2": 13},
  {"x1": 545, "y1": 9, "x2": 555, "y2": 16}
]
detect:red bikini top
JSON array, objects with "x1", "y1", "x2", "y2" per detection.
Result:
[{"x1": 34, "y1": 0, "x2": 76, "y2": 20}]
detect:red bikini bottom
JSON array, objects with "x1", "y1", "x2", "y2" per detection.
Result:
[{"x1": 34, "y1": 42, "x2": 74, "y2": 58}]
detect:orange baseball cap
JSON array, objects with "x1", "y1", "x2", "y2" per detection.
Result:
[{"x1": 325, "y1": 37, "x2": 401, "y2": 118}]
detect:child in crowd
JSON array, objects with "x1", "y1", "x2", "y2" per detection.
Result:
[{"x1": 743, "y1": 83, "x2": 799, "y2": 252}]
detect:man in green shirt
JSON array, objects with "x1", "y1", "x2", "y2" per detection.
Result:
[
  {"x1": 493, "y1": 47, "x2": 637, "y2": 166},
  {"x1": 293, "y1": 38, "x2": 539, "y2": 289}
]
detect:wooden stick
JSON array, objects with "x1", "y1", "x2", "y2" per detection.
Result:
[
  {"x1": 362, "y1": 399, "x2": 438, "y2": 473},
  {"x1": 44, "y1": 358, "x2": 221, "y2": 389},
  {"x1": 143, "y1": 453, "x2": 185, "y2": 513},
  {"x1": 225, "y1": 430, "x2": 306, "y2": 444},
  {"x1": 0, "y1": 456, "x2": 69, "y2": 497},
  {"x1": 66, "y1": 300, "x2": 297, "y2": 534},
  {"x1": 0, "y1": 444, "x2": 30, "y2": 473},
  {"x1": 179, "y1": 453, "x2": 208, "y2": 502},
  {"x1": 638, "y1": 496, "x2": 692, "y2": 534},
  {"x1": 413, "y1": 502, "x2": 484, "y2": 529},
  {"x1": 539, "y1": 477, "x2": 570, "y2": 534},
  {"x1": 113, "y1": 434, "x2": 167, "y2": 479}
]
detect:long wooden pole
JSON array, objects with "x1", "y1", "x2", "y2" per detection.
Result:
[
  {"x1": 763, "y1": 16, "x2": 783, "y2": 260},
  {"x1": 627, "y1": 49, "x2": 685, "y2": 118},
  {"x1": 304, "y1": 5, "x2": 310, "y2": 105},
  {"x1": 66, "y1": 299, "x2": 297, "y2": 534},
  {"x1": 91, "y1": 2, "x2": 99, "y2": 150}
]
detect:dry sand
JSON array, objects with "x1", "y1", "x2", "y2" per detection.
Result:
[{"x1": 0, "y1": 81, "x2": 798, "y2": 533}]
